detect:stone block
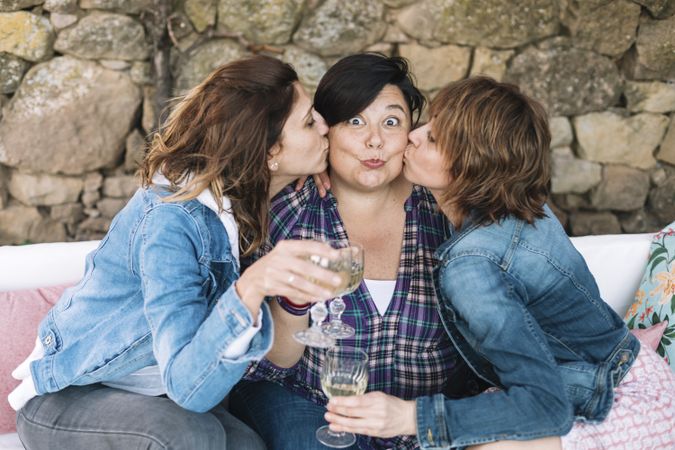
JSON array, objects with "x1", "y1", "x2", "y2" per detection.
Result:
[
  {"x1": 399, "y1": 43, "x2": 470, "y2": 91},
  {"x1": 9, "y1": 172, "x2": 84, "y2": 206},
  {"x1": 54, "y1": 12, "x2": 149, "y2": 61},
  {"x1": 505, "y1": 40, "x2": 621, "y2": 116},
  {"x1": 590, "y1": 165, "x2": 650, "y2": 211},
  {"x1": 0, "y1": 11, "x2": 54, "y2": 62},
  {"x1": 102, "y1": 175, "x2": 138, "y2": 198},
  {"x1": 469, "y1": 47, "x2": 514, "y2": 81},
  {"x1": 294, "y1": 0, "x2": 386, "y2": 56},
  {"x1": 397, "y1": 0, "x2": 559, "y2": 48},
  {"x1": 656, "y1": 115, "x2": 675, "y2": 166},
  {"x1": 574, "y1": 111, "x2": 668, "y2": 170},
  {"x1": 551, "y1": 147, "x2": 602, "y2": 194},
  {"x1": 570, "y1": 211, "x2": 621, "y2": 236},
  {"x1": 0, "y1": 57, "x2": 141, "y2": 175},
  {"x1": 625, "y1": 81, "x2": 675, "y2": 113}
]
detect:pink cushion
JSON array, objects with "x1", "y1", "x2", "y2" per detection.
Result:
[
  {"x1": 630, "y1": 320, "x2": 669, "y2": 352},
  {"x1": 0, "y1": 285, "x2": 69, "y2": 433}
]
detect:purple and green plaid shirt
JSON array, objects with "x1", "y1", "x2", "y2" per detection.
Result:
[{"x1": 246, "y1": 179, "x2": 464, "y2": 449}]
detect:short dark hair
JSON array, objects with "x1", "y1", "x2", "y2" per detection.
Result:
[
  {"x1": 431, "y1": 76, "x2": 551, "y2": 226},
  {"x1": 314, "y1": 53, "x2": 424, "y2": 127}
]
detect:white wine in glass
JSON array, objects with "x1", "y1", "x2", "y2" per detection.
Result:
[
  {"x1": 322, "y1": 244, "x2": 364, "y2": 339},
  {"x1": 293, "y1": 241, "x2": 352, "y2": 348},
  {"x1": 316, "y1": 346, "x2": 368, "y2": 448}
]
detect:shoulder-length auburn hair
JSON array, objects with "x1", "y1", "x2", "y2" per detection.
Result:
[
  {"x1": 139, "y1": 55, "x2": 298, "y2": 257},
  {"x1": 431, "y1": 76, "x2": 551, "y2": 226}
]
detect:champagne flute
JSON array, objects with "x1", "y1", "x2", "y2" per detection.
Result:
[
  {"x1": 293, "y1": 240, "x2": 352, "y2": 348},
  {"x1": 317, "y1": 346, "x2": 369, "y2": 448},
  {"x1": 322, "y1": 244, "x2": 364, "y2": 339}
]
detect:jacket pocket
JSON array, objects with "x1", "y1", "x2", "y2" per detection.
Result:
[{"x1": 80, "y1": 332, "x2": 154, "y2": 382}]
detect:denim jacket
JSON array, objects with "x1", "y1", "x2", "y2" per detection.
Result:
[
  {"x1": 30, "y1": 186, "x2": 273, "y2": 413},
  {"x1": 416, "y1": 205, "x2": 639, "y2": 449}
]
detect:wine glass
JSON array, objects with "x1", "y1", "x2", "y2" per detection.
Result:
[
  {"x1": 317, "y1": 346, "x2": 369, "y2": 448},
  {"x1": 293, "y1": 241, "x2": 352, "y2": 348},
  {"x1": 322, "y1": 244, "x2": 364, "y2": 339}
]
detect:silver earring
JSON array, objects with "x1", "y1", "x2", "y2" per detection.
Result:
[{"x1": 269, "y1": 160, "x2": 279, "y2": 171}]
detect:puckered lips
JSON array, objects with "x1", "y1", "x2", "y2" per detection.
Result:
[{"x1": 361, "y1": 159, "x2": 385, "y2": 169}]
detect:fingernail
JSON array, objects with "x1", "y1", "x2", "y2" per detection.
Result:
[{"x1": 332, "y1": 276, "x2": 342, "y2": 284}]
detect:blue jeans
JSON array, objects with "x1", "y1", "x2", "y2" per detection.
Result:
[
  {"x1": 17, "y1": 384, "x2": 266, "y2": 450},
  {"x1": 230, "y1": 380, "x2": 359, "y2": 450}
]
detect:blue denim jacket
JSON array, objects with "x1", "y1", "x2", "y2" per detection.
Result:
[
  {"x1": 416, "y1": 205, "x2": 639, "y2": 449},
  {"x1": 30, "y1": 186, "x2": 273, "y2": 413}
]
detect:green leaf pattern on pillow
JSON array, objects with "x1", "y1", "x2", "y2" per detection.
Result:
[{"x1": 625, "y1": 222, "x2": 675, "y2": 370}]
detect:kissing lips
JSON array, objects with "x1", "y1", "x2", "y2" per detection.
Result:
[{"x1": 361, "y1": 159, "x2": 385, "y2": 169}]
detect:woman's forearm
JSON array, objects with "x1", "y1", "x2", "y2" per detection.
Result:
[{"x1": 264, "y1": 299, "x2": 310, "y2": 368}]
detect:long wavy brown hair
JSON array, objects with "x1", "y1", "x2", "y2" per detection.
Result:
[
  {"x1": 431, "y1": 76, "x2": 551, "y2": 226},
  {"x1": 140, "y1": 55, "x2": 298, "y2": 257}
]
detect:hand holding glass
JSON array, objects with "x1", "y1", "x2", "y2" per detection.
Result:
[{"x1": 293, "y1": 241, "x2": 352, "y2": 348}]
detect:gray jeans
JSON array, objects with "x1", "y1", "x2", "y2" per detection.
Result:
[{"x1": 16, "y1": 384, "x2": 266, "y2": 450}]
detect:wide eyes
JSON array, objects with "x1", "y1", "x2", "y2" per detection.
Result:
[{"x1": 347, "y1": 116, "x2": 402, "y2": 127}]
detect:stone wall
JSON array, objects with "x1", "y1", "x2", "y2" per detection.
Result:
[{"x1": 0, "y1": 0, "x2": 673, "y2": 244}]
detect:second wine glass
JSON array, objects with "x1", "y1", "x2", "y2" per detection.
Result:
[
  {"x1": 322, "y1": 243, "x2": 364, "y2": 339},
  {"x1": 293, "y1": 240, "x2": 352, "y2": 348}
]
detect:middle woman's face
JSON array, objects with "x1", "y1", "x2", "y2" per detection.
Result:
[{"x1": 328, "y1": 84, "x2": 411, "y2": 191}]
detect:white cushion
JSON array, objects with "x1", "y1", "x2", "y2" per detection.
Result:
[
  {"x1": 0, "y1": 433, "x2": 23, "y2": 450},
  {"x1": 570, "y1": 233, "x2": 652, "y2": 316},
  {"x1": 0, "y1": 241, "x2": 100, "y2": 292}
]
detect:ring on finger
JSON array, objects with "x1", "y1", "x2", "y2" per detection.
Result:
[{"x1": 287, "y1": 274, "x2": 295, "y2": 284}]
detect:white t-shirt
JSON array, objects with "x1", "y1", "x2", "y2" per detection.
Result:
[{"x1": 364, "y1": 279, "x2": 397, "y2": 315}]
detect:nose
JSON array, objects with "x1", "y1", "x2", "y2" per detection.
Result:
[
  {"x1": 408, "y1": 126, "x2": 422, "y2": 147},
  {"x1": 366, "y1": 126, "x2": 383, "y2": 149},
  {"x1": 313, "y1": 110, "x2": 329, "y2": 136}
]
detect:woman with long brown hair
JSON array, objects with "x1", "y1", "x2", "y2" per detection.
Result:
[{"x1": 10, "y1": 55, "x2": 344, "y2": 450}]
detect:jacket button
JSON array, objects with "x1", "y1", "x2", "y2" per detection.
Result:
[
  {"x1": 427, "y1": 429, "x2": 434, "y2": 445},
  {"x1": 43, "y1": 335, "x2": 52, "y2": 346},
  {"x1": 620, "y1": 353, "x2": 629, "y2": 363}
]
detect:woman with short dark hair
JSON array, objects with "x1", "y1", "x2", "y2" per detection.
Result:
[
  {"x1": 326, "y1": 76, "x2": 675, "y2": 449},
  {"x1": 229, "y1": 53, "x2": 476, "y2": 450}
]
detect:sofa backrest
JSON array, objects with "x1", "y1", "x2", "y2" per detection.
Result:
[
  {"x1": 570, "y1": 233, "x2": 652, "y2": 317},
  {"x1": 0, "y1": 233, "x2": 654, "y2": 315},
  {"x1": 0, "y1": 241, "x2": 100, "y2": 292}
]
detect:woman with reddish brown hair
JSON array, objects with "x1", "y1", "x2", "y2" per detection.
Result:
[
  {"x1": 10, "y1": 55, "x2": 345, "y2": 450},
  {"x1": 325, "y1": 76, "x2": 675, "y2": 449}
]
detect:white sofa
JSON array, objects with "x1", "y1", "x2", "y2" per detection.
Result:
[{"x1": 0, "y1": 234, "x2": 654, "y2": 449}]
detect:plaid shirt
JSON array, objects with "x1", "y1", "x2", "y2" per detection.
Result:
[{"x1": 246, "y1": 179, "x2": 465, "y2": 450}]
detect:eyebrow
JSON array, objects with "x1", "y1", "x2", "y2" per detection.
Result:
[{"x1": 385, "y1": 104, "x2": 407, "y2": 113}]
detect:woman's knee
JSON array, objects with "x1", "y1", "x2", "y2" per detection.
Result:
[{"x1": 16, "y1": 386, "x2": 228, "y2": 450}]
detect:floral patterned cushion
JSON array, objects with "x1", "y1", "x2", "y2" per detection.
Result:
[{"x1": 624, "y1": 221, "x2": 675, "y2": 371}]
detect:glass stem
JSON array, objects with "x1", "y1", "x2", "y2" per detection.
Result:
[
  {"x1": 329, "y1": 297, "x2": 346, "y2": 327},
  {"x1": 311, "y1": 301, "x2": 328, "y2": 329},
  {"x1": 326, "y1": 429, "x2": 346, "y2": 438}
]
